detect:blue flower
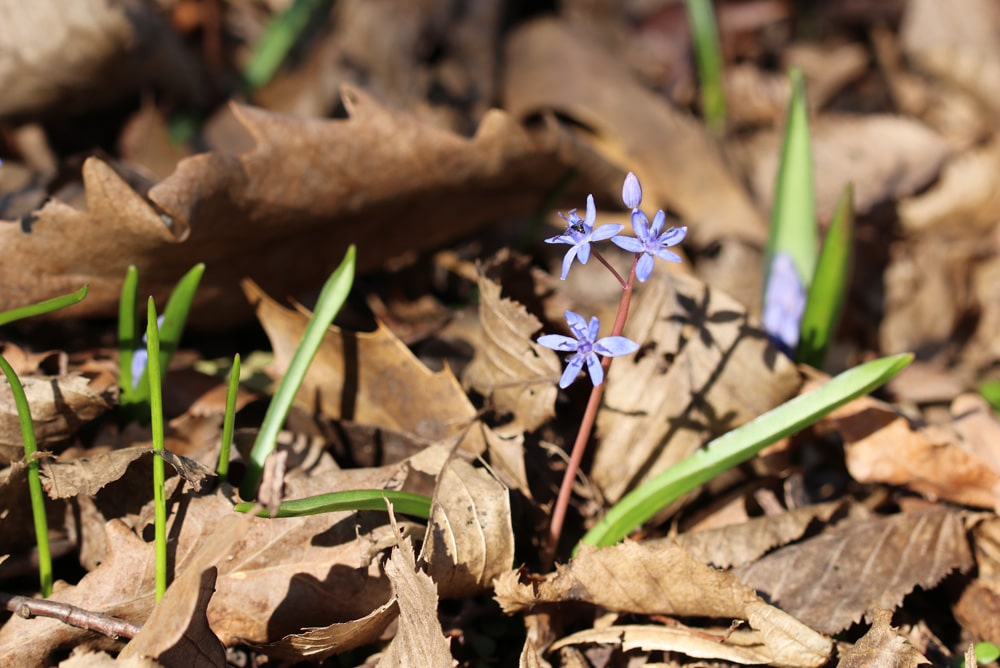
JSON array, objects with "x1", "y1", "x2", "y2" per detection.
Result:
[
  {"x1": 622, "y1": 172, "x2": 642, "y2": 209},
  {"x1": 545, "y1": 195, "x2": 623, "y2": 280},
  {"x1": 762, "y1": 252, "x2": 807, "y2": 357},
  {"x1": 611, "y1": 208, "x2": 687, "y2": 282},
  {"x1": 537, "y1": 311, "x2": 639, "y2": 388}
]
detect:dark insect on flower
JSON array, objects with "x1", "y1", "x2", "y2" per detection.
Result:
[{"x1": 544, "y1": 195, "x2": 624, "y2": 280}]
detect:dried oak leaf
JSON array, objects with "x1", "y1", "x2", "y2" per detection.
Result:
[
  {"x1": 836, "y1": 609, "x2": 930, "y2": 668},
  {"x1": 246, "y1": 278, "x2": 484, "y2": 453},
  {"x1": 592, "y1": 271, "x2": 800, "y2": 503},
  {"x1": 735, "y1": 508, "x2": 974, "y2": 635},
  {"x1": 494, "y1": 540, "x2": 831, "y2": 667},
  {"x1": 0, "y1": 87, "x2": 591, "y2": 327},
  {"x1": 0, "y1": 373, "x2": 114, "y2": 462}
]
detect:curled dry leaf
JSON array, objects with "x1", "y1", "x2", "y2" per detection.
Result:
[
  {"x1": 246, "y1": 278, "x2": 484, "y2": 453},
  {"x1": 592, "y1": 271, "x2": 800, "y2": 503},
  {"x1": 835, "y1": 609, "x2": 930, "y2": 668},
  {"x1": 494, "y1": 540, "x2": 831, "y2": 667},
  {"x1": 0, "y1": 373, "x2": 114, "y2": 462},
  {"x1": 41, "y1": 447, "x2": 212, "y2": 500},
  {"x1": 0, "y1": 88, "x2": 595, "y2": 326},
  {"x1": 735, "y1": 508, "x2": 974, "y2": 635},
  {"x1": 261, "y1": 598, "x2": 399, "y2": 662},
  {"x1": 420, "y1": 457, "x2": 514, "y2": 599}
]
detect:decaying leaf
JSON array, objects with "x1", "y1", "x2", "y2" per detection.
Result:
[
  {"x1": 835, "y1": 609, "x2": 930, "y2": 667},
  {"x1": 246, "y1": 278, "x2": 484, "y2": 453},
  {"x1": 953, "y1": 517, "x2": 1000, "y2": 642},
  {"x1": 420, "y1": 457, "x2": 514, "y2": 599},
  {"x1": 592, "y1": 271, "x2": 800, "y2": 503},
  {"x1": 262, "y1": 597, "x2": 399, "y2": 662},
  {"x1": 41, "y1": 447, "x2": 212, "y2": 500},
  {"x1": 735, "y1": 508, "x2": 974, "y2": 635},
  {"x1": 495, "y1": 540, "x2": 832, "y2": 667}
]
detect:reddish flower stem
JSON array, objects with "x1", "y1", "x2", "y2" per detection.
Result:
[{"x1": 544, "y1": 255, "x2": 639, "y2": 567}]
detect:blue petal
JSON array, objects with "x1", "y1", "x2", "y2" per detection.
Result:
[
  {"x1": 631, "y1": 210, "x2": 650, "y2": 240},
  {"x1": 611, "y1": 236, "x2": 643, "y2": 253},
  {"x1": 559, "y1": 246, "x2": 579, "y2": 280},
  {"x1": 577, "y1": 242, "x2": 591, "y2": 265},
  {"x1": 653, "y1": 249, "x2": 682, "y2": 263},
  {"x1": 564, "y1": 310, "x2": 588, "y2": 336},
  {"x1": 636, "y1": 253, "x2": 655, "y2": 282},
  {"x1": 584, "y1": 194, "x2": 597, "y2": 225},
  {"x1": 537, "y1": 334, "x2": 579, "y2": 352},
  {"x1": 591, "y1": 224, "x2": 624, "y2": 241},
  {"x1": 545, "y1": 234, "x2": 574, "y2": 245},
  {"x1": 622, "y1": 172, "x2": 642, "y2": 209},
  {"x1": 595, "y1": 336, "x2": 639, "y2": 357},
  {"x1": 650, "y1": 210, "x2": 666, "y2": 237},
  {"x1": 560, "y1": 353, "x2": 585, "y2": 388},
  {"x1": 587, "y1": 316, "x2": 600, "y2": 342},
  {"x1": 585, "y1": 353, "x2": 604, "y2": 386},
  {"x1": 657, "y1": 226, "x2": 687, "y2": 247}
]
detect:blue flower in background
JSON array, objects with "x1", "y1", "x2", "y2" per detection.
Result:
[
  {"x1": 611, "y1": 209, "x2": 687, "y2": 282},
  {"x1": 545, "y1": 195, "x2": 623, "y2": 280},
  {"x1": 538, "y1": 311, "x2": 639, "y2": 388},
  {"x1": 130, "y1": 314, "x2": 165, "y2": 388},
  {"x1": 762, "y1": 252, "x2": 807, "y2": 357}
]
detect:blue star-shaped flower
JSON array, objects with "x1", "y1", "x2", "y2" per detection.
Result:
[
  {"x1": 611, "y1": 208, "x2": 687, "y2": 282},
  {"x1": 545, "y1": 195, "x2": 623, "y2": 280},
  {"x1": 537, "y1": 311, "x2": 639, "y2": 388}
]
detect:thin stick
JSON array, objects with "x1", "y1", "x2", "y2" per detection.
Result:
[{"x1": 0, "y1": 591, "x2": 141, "y2": 639}]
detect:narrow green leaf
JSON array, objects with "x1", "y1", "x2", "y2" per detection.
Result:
[
  {"x1": 765, "y1": 67, "x2": 817, "y2": 290},
  {"x1": 0, "y1": 285, "x2": 89, "y2": 327},
  {"x1": 685, "y1": 0, "x2": 726, "y2": 137},
  {"x1": 797, "y1": 183, "x2": 854, "y2": 368},
  {"x1": 578, "y1": 353, "x2": 913, "y2": 551},
  {"x1": 217, "y1": 354, "x2": 241, "y2": 481},
  {"x1": 234, "y1": 489, "x2": 432, "y2": 520},
  {"x1": 118, "y1": 266, "x2": 140, "y2": 396},
  {"x1": 979, "y1": 379, "x2": 1000, "y2": 415},
  {"x1": 243, "y1": 0, "x2": 332, "y2": 90},
  {"x1": 240, "y1": 246, "x2": 356, "y2": 500},
  {"x1": 146, "y1": 299, "x2": 168, "y2": 602}
]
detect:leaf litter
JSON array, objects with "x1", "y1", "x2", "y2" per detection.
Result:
[{"x1": 2, "y1": 0, "x2": 1000, "y2": 665}]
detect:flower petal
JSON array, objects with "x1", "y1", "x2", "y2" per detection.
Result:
[
  {"x1": 611, "y1": 236, "x2": 643, "y2": 253},
  {"x1": 622, "y1": 172, "x2": 642, "y2": 209},
  {"x1": 537, "y1": 334, "x2": 579, "y2": 352},
  {"x1": 577, "y1": 242, "x2": 591, "y2": 265},
  {"x1": 564, "y1": 310, "x2": 588, "y2": 335},
  {"x1": 584, "y1": 194, "x2": 597, "y2": 225},
  {"x1": 545, "y1": 233, "x2": 574, "y2": 245},
  {"x1": 585, "y1": 353, "x2": 604, "y2": 386},
  {"x1": 653, "y1": 249, "x2": 682, "y2": 263},
  {"x1": 636, "y1": 253, "x2": 655, "y2": 282},
  {"x1": 657, "y1": 226, "x2": 687, "y2": 247},
  {"x1": 595, "y1": 336, "x2": 640, "y2": 357},
  {"x1": 559, "y1": 247, "x2": 579, "y2": 280},
  {"x1": 587, "y1": 316, "x2": 600, "y2": 342},
  {"x1": 591, "y1": 223, "x2": 624, "y2": 241},
  {"x1": 650, "y1": 210, "x2": 666, "y2": 237},
  {"x1": 631, "y1": 210, "x2": 650, "y2": 240},
  {"x1": 560, "y1": 353, "x2": 585, "y2": 388}
]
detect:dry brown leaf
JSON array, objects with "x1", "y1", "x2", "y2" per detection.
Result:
[
  {"x1": 735, "y1": 508, "x2": 973, "y2": 635},
  {"x1": 495, "y1": 541, "x2": 832, "y2": 667},
  {"x1": 463, "y1": 265, "x2": 560, "y2": 433},
  {"x1": 835, "y1": 609, "x2": 930, "y2": 667},
  {"x1": 0, "y1": 0, "x2": 209, "y2": 118},
  {"x1": 953, "y1": 517, "x2": 1000, "y2": 643},
  {"x1": 0, "y1": 88, "x2": 594, "y2": 327},
  {"x1": 0, "y1": 373, "x2": 114, "y2": 462},
  {"x1": 246, "y1": 278, "x2": 484, "y2": 453},
  {"x1": 592, "y1": 271, "x2": 800, "y2": 503},
  {"x1": 262, "y1": 597, "x2": 399, "y2": 662},
  {"x1": 378, "y1": 531, "x2": 455, "y2": 667},
  {"x1": 58, "y1": 649, "x2": 156, "y2": 667},
  {"x1": 420, "y1": 457, "x2": 514, "y2": 599}
]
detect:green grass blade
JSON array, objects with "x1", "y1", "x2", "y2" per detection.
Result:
[
  {"x1": 685, "y1": 0, "x2": 727, "y2": 137},
  {"x1": 765, "y1": 67, "x2": 817, "y2": 290},
  {"x1": 0, "y1": 355, "x2": 52, "y2": 597},
  {"x1": 240, "y1": 246, "x2": 356, "y2": 500},
  {"x1": 797, "y1": 184, "x2": 854, "y2": 368},
  {"x1": 146, "y1": 299, "x2": 168, "y2": 602},
  {"x1": 0, "y1": 285, "x2": 89, "y2": 327},
  {"x1": 234, "y1": 489, "x2": 432, "y2": 519},
  {"x1": 979, "y1": 379, "x2": 1000, "y2": 415},
  {"x1": 118, "y1": 266, "x2": 140, "y2": 396},
  {"x1": 578, "y1": 353, "x2": 913, "y2": 551},
  {"x1": 243, "y1": 0, "x2": 331, "y2": 90},
  {"x1": 217, "y1": 354, "x2": 241, "y2": 481}
]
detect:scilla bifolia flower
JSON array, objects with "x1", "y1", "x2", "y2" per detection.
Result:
[
  {"x1": 611, "y1": 172, "x2": 687, "y2": 282},
  {"x1": 545, "y1": 194, "x2": 623, "y2": 280},
  {"x1": 538, "y1": 311, "x2": 639, "y2": 388},
  {"x1": 762, "y1": 252, "x2": 806, "y2": 357}
]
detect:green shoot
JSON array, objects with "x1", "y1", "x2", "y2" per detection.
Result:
[
  {"x1": 243, "y1": 0, "x2": 332, "y2": 90},
  {"x1": 765, "y1": 67, "x2": 817, "y2": 290},
  {"x1": 217, "y1": 354, "x2": 241, "y2": 482},
  {"x1": 234, "y1": 489, "x2": 432, "y2": 519},
  {"x1": 578, "y1": 353, "x2": 913, "y2": 552},
  {"x1": 797, "y1": 184, "x2": 854, "y2": 368},
  {"x1": 0, "y1": 285, "x2": 89, "y2": 327},
  {"x1": 146, "y1": 299, "x2": 168, "y2": 602},
  {"x1": 0, "y1": 356, "x2": 51, "y2": 597},
  {"x1": 978, "y1": 380, "x2": 1000, "y2": 415},
  {"x1": 240, "y1": 246, "x2": 356, "y2": 500},
  {"x1": 685, "y1": 0, "x2": 727, "y2": 137}
]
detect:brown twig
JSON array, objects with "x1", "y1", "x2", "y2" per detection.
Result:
[{"x1": 0, "y1": 591, "x2": 141, "y2": 640}]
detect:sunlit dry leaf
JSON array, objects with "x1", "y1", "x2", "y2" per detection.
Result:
[
  {"x1": 262, "y1": 598, "x2": 399, "y2": 662},
  {"x1": 378, "y1": 532, "x2": 454, "y2": 667},
  {"x1": 0, "y1": 373, "x2": 114, "y2": 462},
  {"x1": 0, "y1": 89, "x2": 594, "y2": 326},
  {"x1": 463, "y1": 265, "x2": 560, "y2": 433},
  {"x1": 420, "y1": 458, "x2": 514, "y2": 598},
  {"x1": 593, "y1": 271, "x2": 800, "y2": 503},
  {"x1": 495, "y1": 541, "x2": 831, "y2": 667},
  {"x1": 246, "y1": 278, "x2": 484, "y2": 453},
  {"x1": 835, "y1": 609, "x2": 930, "y2": 667},
  {"x1": 41, "y1": 448, "x2": 212, "y2": 499},
  {"x1": 736, "y1": 508, "x2": 973, "y2": 635},
  {"x1": 58, "y1": 649, "x2": 156, "y2": 667}
]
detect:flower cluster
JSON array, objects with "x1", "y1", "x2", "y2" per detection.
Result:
[{"x1": 538, "y1": 172, "x2": 687, "y2": 388}]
